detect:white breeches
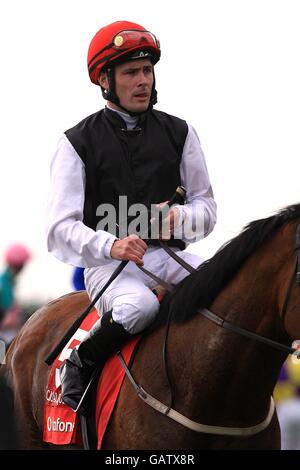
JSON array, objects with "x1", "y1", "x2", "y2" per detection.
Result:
[{"x1": 84, "y1": 247, "x2": 203, "y2": 334}]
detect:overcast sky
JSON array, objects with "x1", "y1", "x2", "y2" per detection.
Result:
[{"x1": 0, "y1": 0, "x2": 299, "y2": 303}]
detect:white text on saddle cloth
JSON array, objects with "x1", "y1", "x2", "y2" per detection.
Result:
[{"x1": 54, "y1": 328, "x2": 89, "y2": 389}]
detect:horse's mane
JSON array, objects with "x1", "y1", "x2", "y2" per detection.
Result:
[{"x1": 157, "y1": 203, "x2": 300, "y2": 325}]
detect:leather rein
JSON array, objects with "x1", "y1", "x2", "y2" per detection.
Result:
[
  {"x1": 147, "y1": 231, "x2": 300, "y2": 357},
  {"x1": 118, "y1": 224, "x2": 300, "y2": 436}
]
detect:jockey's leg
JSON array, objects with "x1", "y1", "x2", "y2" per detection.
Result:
[
  {"x1": 60, "y1": 248, "x2": 202, "y2": 413},
  {"x1": 60, "y1": 266, "x2": 159, "y2": 413},
  {"x1": 60, "y1": 310, "x2": 129, "y2": 413}
]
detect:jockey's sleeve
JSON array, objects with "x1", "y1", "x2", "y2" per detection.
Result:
[
  {"x1": 173, "y1": 123, "x2": 217, "y2": 243},
  {"x1": 46, "y1": 126, "x2": 217, "y2": 267},
  {"x1": 45, "y1": 134, "x2": 118, "y2": 267}
]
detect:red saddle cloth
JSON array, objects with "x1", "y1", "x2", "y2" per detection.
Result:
[{"x1": 43, "y1": 309, "x2": 138, "y2": 448}]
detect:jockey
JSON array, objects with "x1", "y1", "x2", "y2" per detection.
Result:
[{"x1": 46, "y1": 20, "x2": 217, "y2": 413}]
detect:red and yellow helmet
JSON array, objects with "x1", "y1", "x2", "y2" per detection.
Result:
[{"x1": 87, "y1": 21, "x2": 161, "y2": 85}]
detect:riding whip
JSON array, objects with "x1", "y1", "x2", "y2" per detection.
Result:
[{"x1": 45, "y1": 186, "x2": 186, "y2": 365}]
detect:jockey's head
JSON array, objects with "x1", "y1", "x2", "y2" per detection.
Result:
[{"x1": 87, "y1": 21, "x2": 161, "y2": 115}]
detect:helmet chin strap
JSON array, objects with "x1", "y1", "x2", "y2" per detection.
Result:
[{"x1": 101, "y1": 66, "x2": 157, "y2": 117}]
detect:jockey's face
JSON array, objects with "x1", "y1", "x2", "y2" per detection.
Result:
[{"x1": 99, "y1": 58, "x2": 154, "y2": 113}]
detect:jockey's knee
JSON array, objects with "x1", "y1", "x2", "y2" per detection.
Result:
[{"x1": 112, "y1": 291, "x2": 159, "y2": 335}]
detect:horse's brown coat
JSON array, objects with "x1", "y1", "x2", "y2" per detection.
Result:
[{"x1": 2, "y1": 215, "x2": 300, "y2": 449}]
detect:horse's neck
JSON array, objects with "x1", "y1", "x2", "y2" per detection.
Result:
[
  {"x1": 212, "y1": 229, "x2": 290, "y2": 381},
  {"x1": 168, "y1": 229, "x2": 292, "y2": 423},
  {"x1": 212, "y1": 223, "x2": 294, "y2": 335}
]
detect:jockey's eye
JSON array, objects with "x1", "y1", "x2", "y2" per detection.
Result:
[{"x1": 143, "y1": 66, "x2": 153, "y2": 74}]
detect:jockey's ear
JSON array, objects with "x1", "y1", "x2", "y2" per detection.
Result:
[{"x1": 98, "y1": 72, "x2": 108, "y2": 90}]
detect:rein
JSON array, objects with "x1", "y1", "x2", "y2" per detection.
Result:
[
  {"x1": 118, "y1": 223, "x2": 300, "y2": 436},
  {"x1": 158, "y1": 241, "x2": 300, "y2": 357},
  {"x1": 199, "y1": 252, "x2": 300, "y2": 357},
  {"x1": 45, "y1": 187, "x2": 186, "y2": 366},
  {"x1": 200, "y1": 305, "x2": 296, "y2": 355}
]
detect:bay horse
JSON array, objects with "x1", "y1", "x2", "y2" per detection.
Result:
[{"x1": 2, "y1": 203, "x2": 300, "y2": 450}]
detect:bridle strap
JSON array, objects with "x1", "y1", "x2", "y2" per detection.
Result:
[
  {"x1": 151, "y1": 232, "x2": 300, "y2": 362},
  {"x1": 200, "y1": 308, "x2": 296, "y2": 355},
  {"x1": 115, "y1": 223, "x2": 300, "y2": 437},
  {"x1": 199, "y1": 223, "x2": 300, "y2": 356}
]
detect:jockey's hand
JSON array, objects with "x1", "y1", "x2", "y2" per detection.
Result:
[
  {"x1": 110, "y1": 234, "x2": 147, "y2": 266},
  {"x1": 153, "y1": 201, "x2": 180, "y2": 240}
]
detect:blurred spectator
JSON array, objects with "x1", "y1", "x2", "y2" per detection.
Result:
[
  {"x1": 71, "y1": 266, "x2": 85, "y2": 291},
  {"x1": 274, "y1": 357, "x2": 300, "y2": 449},
  {"x1": 0, "y1": 243, "x2": 31, "y2": 346}
]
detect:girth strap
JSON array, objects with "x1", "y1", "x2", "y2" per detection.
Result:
[{"x1": 117, "y1": 351, "x2": 275, "y2": 436}]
